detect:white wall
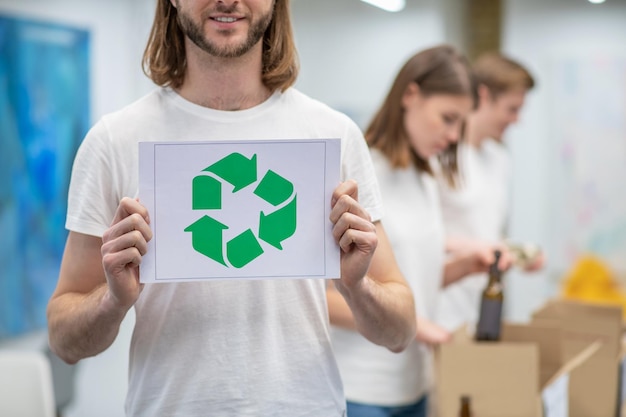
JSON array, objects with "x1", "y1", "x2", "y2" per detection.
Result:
[
  {"x1": 501, "y1": 0, "x2": 626, "y2": 321},
  {"x1": 292, "y1": 0, "x2": 445, "y2": 127}
]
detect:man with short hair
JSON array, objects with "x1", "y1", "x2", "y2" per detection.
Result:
[{"x1": 435, "y1": 52, "x2": 544, "y2": 332}]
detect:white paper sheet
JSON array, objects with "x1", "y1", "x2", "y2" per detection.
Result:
[
  {"x1": 138, "y1": 139, "x2": 340, "y2": 283},
  {"x1": 542, "y1": 373, "x2": 569, "y2": 417}
]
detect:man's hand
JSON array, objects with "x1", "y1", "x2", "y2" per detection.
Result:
[
  {"x1": 329, "y1": 180, "x2": 378, "y2": 289},
  {"x1": 506, "y1": 241, "x2": 546, "y2": 272},
  {"x1": 326, "y1": 180, "x2": 415, "y2": 352},
  {"x1": 443, "y1": 237, "x2": 513, "y2": 286},
  {"x1": 522, "y1": 251, "x2": 545, "y2": 272},
  {"x1": 47, "y1": 197, "x2": 152, "y2": 363},
  {"x1": 101, "y1": 197, "x2": 152, "y2": 309}
]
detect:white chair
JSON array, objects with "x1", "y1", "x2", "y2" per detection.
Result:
[{"x1": 0, "y1": 350, "x2": 56, "y2": 417}]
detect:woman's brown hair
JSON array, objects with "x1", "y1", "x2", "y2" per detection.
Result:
[
  {"x1": 365, "y1": 45, "x2": 476, "y2": 187},
  {"x1": 142, "y1": 0, "x2": 299, "y2": 92}
]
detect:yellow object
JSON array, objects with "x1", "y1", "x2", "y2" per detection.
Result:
[{"x1": 561, "y1": 255, "x2": 626, "y2": 319}]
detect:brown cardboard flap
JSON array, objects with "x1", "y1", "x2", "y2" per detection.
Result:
[
  {"x1": 531, "y1": 299, "x2": 622, "y2": 417},
  {"x1": 532, "y1": 299, "x2": 561, "y2": 319},
  {"x1": 533, "y1": 298, "x2": 622, "y2": 324},
  {"x1": 532, "y1": 300, "x2": 622, "y2": 360},
  {"x1": 501, "y1": 323, "x2": 562, "y2": 387},
  {"x1": 435, "y1": 342, "x2": 539, "y2": 417},
  {"x1": 545, "y1": 340, "x2": 602, "y2": 387}
]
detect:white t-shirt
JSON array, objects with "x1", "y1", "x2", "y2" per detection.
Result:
[
  {"x1": 435, "y1": 140, "x2": 511, "y2": 331},
  {"x1": 331, "y1": 149, "x2": 445, "y2": 406},
  {"x1": 66, "y1": 88, "x2": 384, "y2": 417}
]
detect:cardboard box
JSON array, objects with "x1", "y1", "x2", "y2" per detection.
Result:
[
  {"x1": 531, "y1": 300, "x2": 623, "y2": 417},
  {"x1": 619, "y1": 341, "x2": 626, "y2": 417},
  {"x1": 434, "y1": 322, "x2": 599, "y2": 417}
]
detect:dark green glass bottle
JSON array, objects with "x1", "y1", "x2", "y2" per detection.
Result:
[{"x1": 475, "y1": 250, "x2": 503, "y2": 341}]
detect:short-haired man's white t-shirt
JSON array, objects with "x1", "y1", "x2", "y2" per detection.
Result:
[
  {"x1": 435, "y1": 140, "x2": 511, "y2": 331},
  {"x1": 66, "y1": 88, "x2": 384, "y2": 417}
]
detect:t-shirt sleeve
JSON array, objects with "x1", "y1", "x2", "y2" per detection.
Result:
[
  {"x1": 65, "y1": 120, "x2": 119, "y2": 237},
  {"x1": 340, "y1": 119, "x2": 384, "y2": 223}
]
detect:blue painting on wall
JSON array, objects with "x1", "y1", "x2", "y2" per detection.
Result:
[{"x1": 0, "y1": 15, "x2": 90, "y2": 338}]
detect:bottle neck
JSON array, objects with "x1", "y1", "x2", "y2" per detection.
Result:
[
  {"x1": 487, "y1": 252, "x2": 502, "y2": 286},
  {"x1": 460, "y1": 401, "x2": 471, "y2": 417},
  {"x1": 487, "y1": 269, "x2": 502, "y2": 285}
]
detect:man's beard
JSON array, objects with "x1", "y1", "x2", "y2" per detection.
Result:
[{"x1": 176, "y1": 3, "x2": 273, "y2": 59}]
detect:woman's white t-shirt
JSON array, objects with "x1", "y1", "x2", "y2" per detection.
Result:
[{"x1": 331, "y1": 149, "x2": 445, "y2": 406}]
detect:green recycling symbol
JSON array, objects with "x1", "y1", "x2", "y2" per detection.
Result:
[{"x1": 184, "y1": 152, "x2": 297, "y2": 268}]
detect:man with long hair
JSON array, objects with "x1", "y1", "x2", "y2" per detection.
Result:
[{"x1": 46, "y1": 1, "x2": 416, "y2": 416}]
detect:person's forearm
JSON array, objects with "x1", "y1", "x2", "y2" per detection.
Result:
[
  {"x1": 334, "y1": 276, "x2": 415, "y2": 353},
  {"x1": 445, "y1": 236, "x2": 469, "y2": 253},
  {"x1": 47, "y1": 284, "x2": 128, "y2": 364},
  {"x1": 326, "y1": 287, "x2": 357, "y2": 331},
  {"x1": 442, "y1": 258, "x2": 468, "y2": 287}
]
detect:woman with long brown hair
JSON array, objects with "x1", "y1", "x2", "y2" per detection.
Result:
[{"x1": 327, "y1": 45, "x2": 506, "y2": 417}]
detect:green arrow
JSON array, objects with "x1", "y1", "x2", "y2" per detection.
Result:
[
  {"x1": 227, "y1": 229, "x2": 264, "y2": 268},
  {"x1": 192, "y1": 175, "x2": 222, "y2": 210},
  {"x1": 184, "y1": 215, "x2": 229, "y2": 266},
  {"x1": 258, "y1": 195, "x2": 297, "y2": 250},
  {"x1": 254, "y1": 169, "x2": 294, "y2": 206},
  {"x1": 204, "y1": 153, "x2": 257, "y2": 192}
]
